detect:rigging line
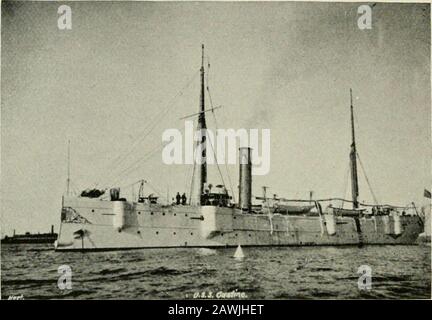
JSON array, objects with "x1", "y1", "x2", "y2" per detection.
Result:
[
  {"x1": 181, "y1": 121, "x2": 194, "y2": 199},
  {"x1": 269, "y1": 197, "x2": 411, "y2": 209},
  {"x1": 146, "y1": 181, "x2": 167, "y2": 200},
  {"x1": 105, "y1": 71, "x2": 200, "y2": 185},
  {"x1": 189, "y1": 169, "x2": 196, "y2": 205},
  {"x1": 357, "y1": 152, "x2": 379, "y2": 205},
  {"x1": 108, "y1": 105, "x2": 197, "y2": 187},
  {"x1": 112, "y1": 146, "x2": 162, "y2": 187},
  {"x1": 112, "y1": 69, "x2": 199, "y2": 168},
  {"x1": 212, "y1": 108, "x2": 236, "y2": 203},
  {"x1": 110, "y1": 148, "x2": 159, "y2": 187},
  {"x1": 206, "y1": 85, "x2": 236, "y2": 203},
  {"x1": 204, "y1": 60, "x2": 227, "y2": 186},
  {"x1": 184, "y1": 143, "x2": 196, "y2": 198},
  {"x1": 204, "y1": 63, "x2": 227, "y2": 190},
  {"x1": 109, "y1": 106, "x2": 202, "y2": 190},
  {"x1": 116, "y1": 179, "x2": 144, "y2": 190},
  {"x1": 341, "y1": 161, "x2": 350, "y2": 209},
  {"x1": 110, "y1": 143, "x2": 163, "y2": 187},
  {"x1": 207, "y1": 122, "x2": 227, "y2": 190},
  {"x1": 351, "y1": 106, "x2": 379, "y2": 205},
  {"x1": 110, "y1": 108, "x2": 201, "y2": 187},
  {"x1": 108, "y1": 111, "x2": 199, "y2": 187},
  {"x1": 183, "y1": 160, "x2": 191, "y2": 200},
  {"x1": 103, "y1": 70, "x2": 200, "y2": 185},
  {"x1": 188, "y1": 152, "x2": 197, "y2": 205}
]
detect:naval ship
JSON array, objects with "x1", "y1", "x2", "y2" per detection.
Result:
[
  {"x1": 55, "y1": 46, "x2": 423, "y2": 251},
  {"x1": 2, "y1": 226, "x2": 57, "y2": 244}
]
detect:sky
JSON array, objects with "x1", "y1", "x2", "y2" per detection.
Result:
[{"x1": 1, "y1": 1, "x2": 430, "y2": 235}]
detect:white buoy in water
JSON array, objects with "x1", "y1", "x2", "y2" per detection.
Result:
[{"x1": 233, "y1": 245, "x2": 245, "y2": 259}]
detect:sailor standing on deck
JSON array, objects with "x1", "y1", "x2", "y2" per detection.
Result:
[{"x1": 176, "y1": 192, "x2": 181, "y2": 205}]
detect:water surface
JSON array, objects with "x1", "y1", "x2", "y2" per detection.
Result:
[{"x1": 1, "y1": 244, "x2": 430, "y2": 299}]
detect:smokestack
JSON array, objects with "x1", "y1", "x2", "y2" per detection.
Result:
[
  {"x1": 239, "y1": 147, "x2": 252, "y2": 212},
  {"x1": 51, "y1": 225, "x2": 54, "y2": 234}
]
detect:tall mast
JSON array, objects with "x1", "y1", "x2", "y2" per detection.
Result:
[
  {"x1": 195, "y1": 44, "x2": 207, "y2": 204},
  {"x1": 66, "y1": 140, "x2": 70, "y2": 196},
  {"x1": 349, "y1": 89, "x2": 359, "y2": 209}
]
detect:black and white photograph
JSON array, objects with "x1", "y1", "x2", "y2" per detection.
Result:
[{"x1": 1, "y1": 0, "x2": 431, "y2": 302}]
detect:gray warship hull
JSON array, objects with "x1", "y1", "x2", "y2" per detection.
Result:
[{"x1": 55, "y1": 196, "x2": 423, "y2": 251}]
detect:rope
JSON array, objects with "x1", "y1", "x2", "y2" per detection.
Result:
[
  {"x1": 112, "y1": 179, "x2": 138, "y2": 191},
  {"x1": 188, "y1": 151, "x2": 196, "y2": 205},
  {"x1": 205, "y1": 59, "x2": 226, "y2": 186},
  {"x1": 110, "y1": 143, "x2": 163, "y2": 187},
  {"x1": 102, "y1": 70, "x2": 200, "y2": 186},
  {"x1": 350, "y1": 107, "x2": 379, "y2": 205},
  {"x1": 183, "y1": 153, "x2": 193, "y2": 202},
  {"x1": 206, "y1": 123, "x2": 228, "y2": 193},
  {"x1": 205, "y1": 66, "x2": 236, "y2": 203},
  {"x1": 146, "y1": 180, "x2": 166, "y2": 201},
  {"x1": 341, "y1": 162, "x2": 350, "y2": 208},
  {"x1": 267, "y1": 197, "x2": 412, "y2": 209},
  {"x1": 357, "y1": 152, "x2": 379, "y2": 205}
]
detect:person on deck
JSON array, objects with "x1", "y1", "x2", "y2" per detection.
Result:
[
  {"x1": 176, "y1": 192, "x2": 181, "y2": 205},
  {"x1": 181, "y1": 193, "x2": 187, "y2": 205}
]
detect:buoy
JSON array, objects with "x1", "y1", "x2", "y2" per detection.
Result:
[{"x1": 233, "y1": 245, "x2": 245, "y2": 259}]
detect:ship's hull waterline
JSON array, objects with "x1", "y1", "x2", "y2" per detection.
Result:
[{"x1": 55, "y1": 197, "x2": 423, "y2": 251}]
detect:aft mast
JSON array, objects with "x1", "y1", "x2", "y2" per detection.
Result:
[
  {"x1": 349, "y1": 89, "x2": 359, "y2": 209},
  {"x1": 194, "y1": 44, "x2": 207, "y2": 205}
]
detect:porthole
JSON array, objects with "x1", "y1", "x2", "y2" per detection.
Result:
[
  {"x1": 190, "y1": 232, "x2": 193, "y2": 236},
  {"x1": 163, "y1": 212, "x2": 165, "y2": 216},
  {"x1": 156, "y1": 231, "x2": 159, "y2": 235},
  {"x1": 173, "y1": 232, "x2": 176, "y2": 235},
  {"x1": 185, "y1": 214, "x2": 188, "y2": 217},
  {"x1": 92, "y1": 209, "x2": 95, "y2": 212},
  {"x1": 151, "y1": 212, "x2": 154, "y2": 215},
  {"x1": 174, "y1": 213, "x2": 177, "y2": 216},
  {"x1": 137, "y1": 231, "x2": 141, "y2": 234}
]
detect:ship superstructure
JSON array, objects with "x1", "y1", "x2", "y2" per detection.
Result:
[{"x1": 55, "y1": 46, "x2": 423, "y2": 251}]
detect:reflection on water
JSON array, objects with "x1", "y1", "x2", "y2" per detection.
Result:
[{"x1": 1, "y1": 244, "x2": 430, "y2": 299}]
